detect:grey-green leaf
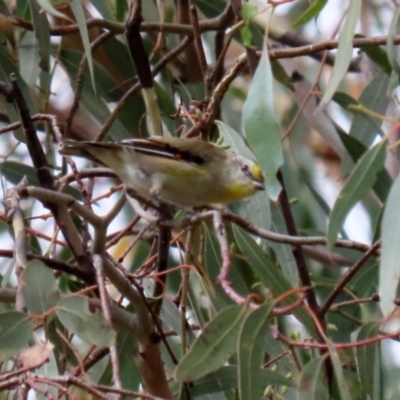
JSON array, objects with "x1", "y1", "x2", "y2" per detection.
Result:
[
  {"x1": 386, "y1": 5, "x2": 400, "y2": 78},
  {"x1": 36, "y1": 0, "x2": 71, "y2": 20},
  {"x1": 238, "y1": 302, "x2": 273, "y2": 400},
  {"x1": 22, "y1": 260, "x2": 60, "y2": 315},
  {"x1": 319, "y1": 0, "x2": 361, "y2": 108},
  {"x1": 380, "y1": 173, "x2": 400, "y2": 317},
  {"x1": 216, "y1": 120, "x2": 271, "y2": 231},
  {"x1": 327, "y1": 139, "x2": 387, "y2": 247},
  {"x1": 341, "y1": 71, "x2": 390, "y2": 176},
  {"x1": 0, "y1": 311, "x2": 33, "y2": 363},
  {"x1": 327, "y1": 339, "x2": 352, "y2": 400},
  {"x1": 69, "y1": 0, "x2": 95, "y2": 90},
  {"x1": 175, "y1": 304, "x2": 248, "y2": 382},
  {"x1": 297, "y1": 355, "x2": 329, "y2": 400},
  {"x1": 56, "y1": 296, "x2": 115, "y2": 347},
  {"x1": 355, "y1": 321, "x2": 380, "y2": 397},
  {"x1": 233, "y1": 225, "x2": 313, "y2": 332},
  {"x1": 243, "y1": 45, "x2": 283, "y2": 200}
]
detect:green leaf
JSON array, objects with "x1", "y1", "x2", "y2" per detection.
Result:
[
  {"x1": 327, "y1": 139, "x2": 387, "y2": 247},
  {"x1": 36, "y1": 0, "x2": 71, "y2": 20},
  {"x1": 69, "y1": 0, "x2": 95, "y2": 90},
  {"x1": 320, "y1": 0, "x2": 361, "y2": 108},
  {"x1": 240, "y1": 3, "x2": 258, "y2": 46},
  {"x1": 0, "y1": 161, "x2": 82, "y2": 200},
  {"x1": 90, "y1": 0, "x2": 115, "y2": 20},
  {"x1": 355, "y1": 321, "x2": 380, "y2": 397},
  {"x1": 327, "y1": 339, "x2": 352, "y2": 400},
  {"x1": 387, "y1": 5, "x2": 400, "y2": 78},
  {"x1": 216, "y1": 120, "x2": 271, "y2": 231},
  {"x1": 56, "y1": 296, "x2": 115, "y2": 347},
  {"x1": 175, "y1": 304, "x2": 249, "y2": 382},
  {"x1": 270, "y1": 203, "x2": 298, "y2": 287},
  {"x1": 35, "y1": 343, "x2": 58, "y2": 399},
  {"x1": 380, "y1": 173, "x2": 400, "y2": 317},
  {"x1": 337, "y1": 131, "x2": 392, "y2": 203},
  {"x1": 115, "y1": 0, "x2": 128, "y2": 22},
  {"x1": 19, "y1": 30, "x2": 39, "y2": 87},
  {"x1": 293, "y1": 0, "x2": 328, "y2": 28},
  {"x1": 241, "y1": 25, "x2": 252, "y2": 47},
  {"x1": 0, "y1": 44, "x2": 38, "y2": 115},
  {"x1": 238, "y1": 302, "x2": 273, "y2": 400},
  {"x1": 28, "y1": 0, "x2": 50, "y2": 73},
  {"x1": 243, "y1": 45, "x2": 283, "y2": 200},
  {"x1": 22, "y1": 260, "x2": 60, "y2": 315},
  {"x1": 233, "y1": 225, "x2": 313, "y2": 332},
  {"x1": 0, "y1": 161, "x2": 40, "y2": 186},
  {"x1": 59, "y1": 50, "x2": 131, "y2": 141},
  {"x1": 297, "y1": 355, "x2": 329, "y2": 400},
  {"x1": 0, "y1": 311, "x2": 34, "y2": 362},
  {"x1": 241, "y1": 3, "x2": 257, "y2": 24},
  {"x1": 341, "y1": 71, "x2": 391, "y2": 176},
  {"x1": 180, "y1": 365, "x2": 294, "y2": 398},
  {"x1": 98, "y1": 330, "x2": 140, "y2": 390},
  {"x1": 359, "y1": 43, "x2": 391, "y2": 76}
]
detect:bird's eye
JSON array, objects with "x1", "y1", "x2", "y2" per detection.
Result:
[{"x1": 241, "y1": 164, "x2": 249, "y2": 172}]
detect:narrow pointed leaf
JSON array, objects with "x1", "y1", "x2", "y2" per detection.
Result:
[
  {"x1": 387, "y1": 5, "x2": 400, "y2": 77},
  {"x1": 0, "y1": 161, "x2": 82, "y2": 199},
  {"x1": 355, "y1": 321, "x2": 380, "y2": 397},
  {"x1": 320, "y1": 0, "x2": 361, "y2": 108},
  {"x1": 243, "y1": 45, "x2": 283, "y2": 200},
  {"x1": 36, "y1": 0, "x2": 71, "y2": 20},
  {"x1": 297, "y1": 355, "x2": 329, "y2": 400},
  {"x1": 216, "y1": 120, "x2": 271, "y2": 231},
  {"x1": 341, "y1": 71, "x2": 390, "y2": 176},
  {"x1": 233, "y1": 225, "x2": 313, "y2": 332},
  {"x1": 380, "y1": 173, "x2": 400, "y2": 317},
  {"x1": 175, "y1": 304, "x2": 248, "y2": 382},
  {"x1": 238, "y1": 302, "x2": 273, "y2": 400},
  {"x1": 327, "y1": 139, "x2": 387, "y2": 247},
  {"x1": 28, "y1": 0, "x2": 50, "y2": 73},
  {"x1": 293, "y1": 0, "x2": 328, "y2": 28},
  {"x1": 69, "y1": 0, "x2": 95, "y2": 90},
  {"x1": 270, "y1": 203, "x2": 298, "y2": 287},
  {"x1": 327, "y1": 339, "x2": 352, "y2": 400}
]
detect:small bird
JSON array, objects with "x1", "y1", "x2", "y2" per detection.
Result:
[{"x1": 59, "y1": 137, "x2": 265, "y2": 208}]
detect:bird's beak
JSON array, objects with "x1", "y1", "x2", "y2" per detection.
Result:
[{"x1": 254, "y1": 181, "x2": 265, "y2": 191}]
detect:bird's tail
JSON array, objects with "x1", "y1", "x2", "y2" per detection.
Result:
[{"x1": 59, "y1": 140, "x2": 124, "y2": 166}]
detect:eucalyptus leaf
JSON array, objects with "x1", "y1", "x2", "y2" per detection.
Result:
[
  {"x1": 69, "y1": 0, "x2": 95, "y2": 90},
  {"x1": 216, "y1": 120, "x2": 271, "y2": 231},
  {"x1": 175, "y1": 304, "x2": 249, "y2": 382},
  {"x1": 293, "y1": 0, "x2": 328, "y2": 28},
  {"x1": 22, "y1": 260, "x2": 60, "y2": 315},
  {"x1": 380, "y1": 173, "x2": 400, "y2": 317},
  {"x1": 243, "y1": 45, "x2": 283, "y2": 200},
  {"x1": 327, "y1": 139, "x2": 387, "y2": 247},
  {"x1": 238, "y1": 302, "x2": 273, "y2": 400},
  {"x1": 356, "y1": 321, "x2": 380, "y2": 397},
  {"x1": 297, "y1": 355, "x2": 329, "y2": 400},
  {"x1": 56, "y1": 295, "x2": 115, "y2": 347},
  {"x1": 319, "y1": 0, "x2": 361, "y2": 108},
  {"x1": 0, "y1": 311, "x2": 33, "y2": 363}
]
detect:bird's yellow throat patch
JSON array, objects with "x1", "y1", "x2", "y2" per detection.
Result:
[
  {"x1": 213, "y1": 182, "x2": 257, "y2": 204},
  {"x1": 251, "y1": 163, "x2": 263, "y2": 183}
]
